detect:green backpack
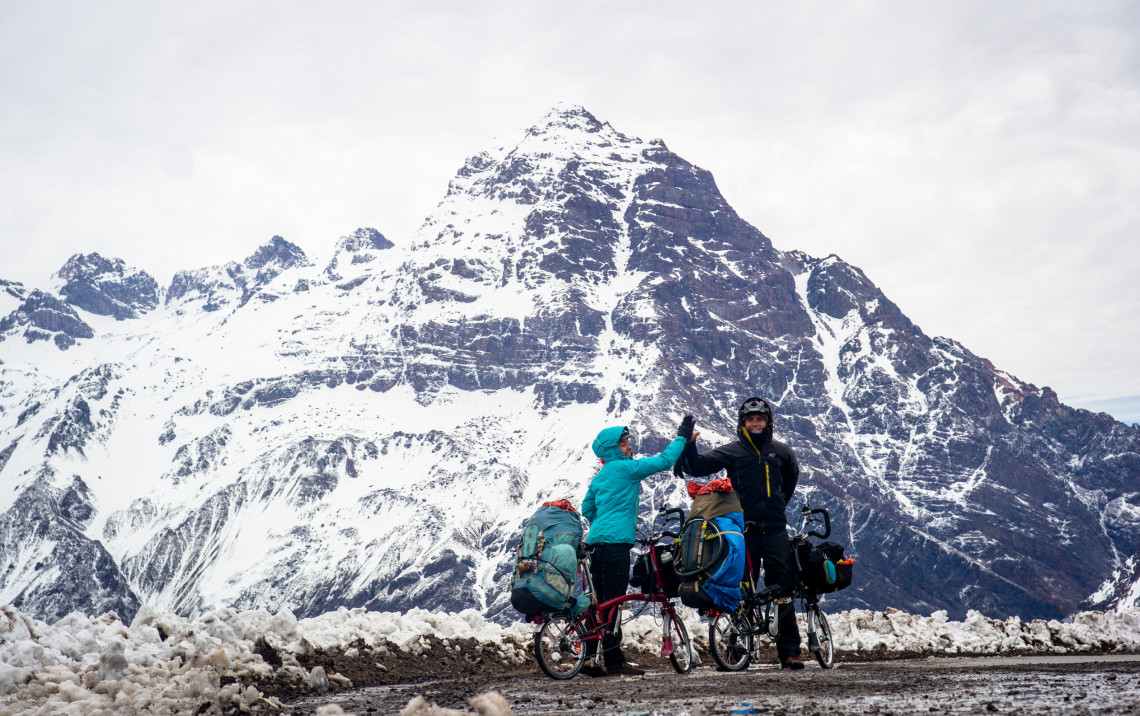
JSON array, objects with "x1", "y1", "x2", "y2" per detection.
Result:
[{"x1": 510, "y1": 504, "x2": 590, "y2": 617}]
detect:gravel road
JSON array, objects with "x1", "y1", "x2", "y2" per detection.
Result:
[{"x1": 284, "y1": 654, "x2": 1140, "y2": 715}]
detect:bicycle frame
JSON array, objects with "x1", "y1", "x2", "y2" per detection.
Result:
[
  {"x1": 559, "y1": 510, "x2": 686, "y2": 660},
  {"x1": 577, "y1": 555, "x2": 674, "y2": 646},
  {"x1": 704, "y1": 503, "x2": 838, "y2": 671}
]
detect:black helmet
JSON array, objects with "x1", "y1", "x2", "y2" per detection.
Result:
[{"x1": 738, "y1": 397, "x2": 773, "y2": 428}]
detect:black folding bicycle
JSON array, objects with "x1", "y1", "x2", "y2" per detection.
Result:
[{"x1": 707, "y1": 504, "x2": 836, "y2": 670}]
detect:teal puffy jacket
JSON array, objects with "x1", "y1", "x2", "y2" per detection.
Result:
[{"x1": 581, "y1": 426, "x2": 686, "y2": 545}]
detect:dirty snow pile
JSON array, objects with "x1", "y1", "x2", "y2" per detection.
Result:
[
  {"x1": 4, "y1": 603, "x2": 1140, "y2": 714},
  {"x1": 0, "y1": 604, "x2": 532, "y2": 716},
  {"x1": 830, "y1": 607, "x2": 1140, "y2": 654}
]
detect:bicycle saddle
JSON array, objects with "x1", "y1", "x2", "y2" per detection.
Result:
[{"x1": 755, "y1": 584, "x2": 787, "y2": 601}]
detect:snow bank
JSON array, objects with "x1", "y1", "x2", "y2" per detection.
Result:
[
  {"x1": 0, "y1": 604, "x2": 534, "y2": 715},
  {"x1": 3, "y1": 603, "x2": 1140, "y2": 714},
  {"x1": 298, "y1": 607, "x2": 532, "y2": 654},
  {"x1": 830, "y1": 607, "x2": 1140, "y2": 655}
]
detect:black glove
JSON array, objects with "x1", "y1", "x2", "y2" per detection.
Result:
[{"x1": 677, "y1": 414, "x2": 695, "y2": 441}]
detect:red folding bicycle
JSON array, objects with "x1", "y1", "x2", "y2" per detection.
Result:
[{"x1": 531, "y1": 507, "x2": 693, "y2": 679}]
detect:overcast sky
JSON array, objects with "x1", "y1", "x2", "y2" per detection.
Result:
[{"x1": 2, "y1": 1, "x2": 1138, "y2": 424}]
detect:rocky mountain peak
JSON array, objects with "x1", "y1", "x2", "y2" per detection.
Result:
[
  {"x1": 0, "y1": 289, "x2": 94, "y2": 349},
  {"x1": 529, "y1": 103, "x2": 609, "y2": 136},
  {"x1": 323, "y1": 228, "x2": 394, "y2": 282},
  {"x1": 53, "y1": 252, "x2": 159, "y2": 320},
  {"x1": 167, "y1": 236, "x2": 310, "y2": 311},
  {"x1": 335, "y1": 228, "x2": 393, "y2": 254},
  {"x1": 55, "y1": 252, "x2": 126, "y2": 281},
  {"x1": 242, "y1": 236, "x2": 308, "y2": 272}
]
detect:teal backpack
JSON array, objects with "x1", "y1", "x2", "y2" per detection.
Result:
[{"x1": 510, "y1": 503, "x2": 591, "y2": 618}]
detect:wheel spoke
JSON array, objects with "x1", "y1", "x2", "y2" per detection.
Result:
[
  {"x1": 534, "y1": 616, "x2": 586, "y2": 679},
  {"x1": 809, "y1": 608, "x2": 835, "y2": 669},
  {"x1": 709, "y1": 612, "x2": 751, "y2": 671}
]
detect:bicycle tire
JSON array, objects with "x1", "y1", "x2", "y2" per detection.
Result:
[
  {"x1": 709, "y1": 611, "x2": 751, "y2": 671},
  {"x1": 534, "y1": 615, "x2": 586, "y2": 679},
  {"x1": 667, "y1": 611, "x2": 693, "y2": 674},
  {"x1": 808, "y1": 606, "x2": 835, "y2": 669}
]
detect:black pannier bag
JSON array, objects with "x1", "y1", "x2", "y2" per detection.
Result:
[
  {"x1": 677, "y1": 581, "x2": 718, "y2": 611},
  {"x1": 629, "y1": 544, "x2": 681, "y2": 598},
  {"x1": 796, "y1": 539, "x2": 854, "y2": 594}
]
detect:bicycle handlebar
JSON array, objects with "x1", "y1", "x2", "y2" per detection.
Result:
[
  {"x1": 637, "y1": 507, "x2": 687, "y2": 545},
  {"x1": 805, "y1": 508, "x2": 831, "y2": 539}
]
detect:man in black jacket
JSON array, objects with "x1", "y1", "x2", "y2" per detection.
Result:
[{"x1": 677, "y1": 397, "x2": 804, "y2": 669}]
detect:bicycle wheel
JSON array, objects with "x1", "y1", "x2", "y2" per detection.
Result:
[
  {"x1": 534, "y1": 615, "x2": 586, "y2": 679},
  {"x1": 666, "y1": 611, "x2": 693, "y2": 674},
  {"x1": 709, "y1": 612, "x2": 752, "y2": 671},
  {"x1": 807, "y1": 606, "x2": 834, "y2": 669}
]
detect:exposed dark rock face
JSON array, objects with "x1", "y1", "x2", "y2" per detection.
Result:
[
  {"x1": 33, "y1": 364, "x2": 120, "y2": 457},
  {"x1": 0, "y1": 439, "x2": 19, "y2": 475},
  {"x1": 1, "y1": 279, "x2": 27, "y2": 302},
  {"x1": 0, "y1": 473, "x2": 141, "y2": 623},
  {"x1": 167, "y1": 427, "x2": 231, "y2": 484},
  {"x1": 0, "y1": 290, "x2": 95, "y2": 349},
  {"x1": 243, "y1": 235, "x2": 310, "y2": 292},
  {"x1": 56, "y1": 253, "x2": 159, "y2": 319}
]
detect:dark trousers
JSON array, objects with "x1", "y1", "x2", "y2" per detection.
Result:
[
  {"x1": 587, "y1": 542, "x2": 632, "y2": 666},
  {"x1": 745, "y1": 529, "x2": 802, "y2": 659}
]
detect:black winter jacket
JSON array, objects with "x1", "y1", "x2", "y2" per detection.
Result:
[{"x1": 680, "y1": 428, "x2": 800, "y2": 533}]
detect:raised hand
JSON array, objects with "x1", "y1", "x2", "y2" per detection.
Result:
[{"x1": 677, "y1": 414, "x2": 695, "y2": 441}]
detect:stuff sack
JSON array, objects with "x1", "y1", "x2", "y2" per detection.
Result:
[
  {"x1": 678, "y1": 581, "x2": 719, "y2": 611},
  {"x1": 796, "y1": 539, "x2": 854, "y2": 594},
  {"x1": 629, "y1": 544, "x2": 681, "y2": 598},
  {"x1": 510, "y1": 502, "x2": 584, "y2": 617}
]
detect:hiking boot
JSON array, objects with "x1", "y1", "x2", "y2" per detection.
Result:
[
  {"x1": 780, "y1": 655, "x2": 805, "y2": 670},
  {"x1": 581, "y1": 664, "x2": 609, "y2": 678},
  {"x1": 607, "y1": 663, "x2": 646, "y2": 676}
]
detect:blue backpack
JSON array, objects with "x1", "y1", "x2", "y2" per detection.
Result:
[{"x1": 510, "y1": 504, "x2": 590, "y2": 617}]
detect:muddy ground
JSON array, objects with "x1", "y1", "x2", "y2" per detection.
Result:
[{"x1": 278, "y1": 641, "x2": 1140, "y2": 715}]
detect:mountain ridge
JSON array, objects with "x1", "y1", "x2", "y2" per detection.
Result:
[{"x1": 2, "y1": 104, "x2": 1138, "y2": 626}]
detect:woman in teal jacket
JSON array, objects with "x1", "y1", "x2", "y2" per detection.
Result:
[{"x1": 580, "y1": 425, "x2": 687, "y2": 676}]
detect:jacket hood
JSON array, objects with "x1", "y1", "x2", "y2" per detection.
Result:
[{"x1": 592, "y1": 426, "x2": 630, "y2": 463}]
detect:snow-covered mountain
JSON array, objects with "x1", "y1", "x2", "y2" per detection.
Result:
[{"x1": 2, "y1": 104, "x2": 1139, "y2": 625}]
